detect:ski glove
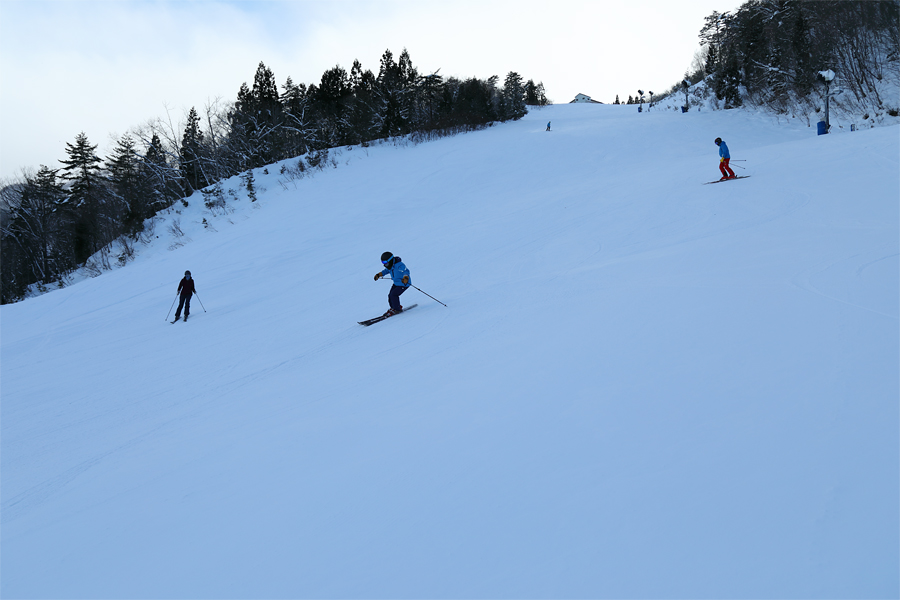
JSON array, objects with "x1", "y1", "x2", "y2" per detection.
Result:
[
  {"x1": 374, "y1": 272, "x2": 382, "y2": 281},
  {"x1": 402, "y1": 275, "x2": 409, "y2": 285}
]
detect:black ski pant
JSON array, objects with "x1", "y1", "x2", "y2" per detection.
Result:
[
  {"x1": 388, "y1": 285, "x2": 407, "y2": 311},
  {"x1": 176, "y1": 293, "x2": 191, "y2": 318}
]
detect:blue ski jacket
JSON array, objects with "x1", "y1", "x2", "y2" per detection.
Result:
[
  {"x1": 718, "y1": 140, "x2": 731, "y2": 159},
  {"x1": 381, "y1": 257, "x2": 411, "y2": 287}
]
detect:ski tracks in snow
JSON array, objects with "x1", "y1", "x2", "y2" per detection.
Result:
[{"x1": 791, "y1": 245, "x2": 899, "y2": 320}]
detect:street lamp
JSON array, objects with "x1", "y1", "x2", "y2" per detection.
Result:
[{"x1": 817, "y1": 69, "x2": 839, "y2": 134}]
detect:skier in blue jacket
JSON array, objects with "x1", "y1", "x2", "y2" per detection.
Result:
[
  {"x1": 715, "y1": 137, "x2": 736, "y2": 180},
  {"x1": 374, "y1": 251, "x2": 411, "y2": 316}
]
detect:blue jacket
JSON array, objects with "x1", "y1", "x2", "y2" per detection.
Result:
[
  {"x1": 381, "y1": 258, "x2": 411, "y2": 287},
  {"x1": 718, "y1": 140, "x2": 731, "y2": 159}
]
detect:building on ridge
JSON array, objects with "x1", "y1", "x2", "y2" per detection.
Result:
[{"x1": 570, "y1": 93, "x2": 603, "y2": 104}]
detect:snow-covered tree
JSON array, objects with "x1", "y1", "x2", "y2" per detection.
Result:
[{"x1": 501, "y1": 71, "x2": 527, "y2": 121}]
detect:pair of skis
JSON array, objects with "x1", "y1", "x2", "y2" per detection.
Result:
[
  {"x1": 169, "y1": 306, "x2": 415, "y2": 326},
  {"x1": 704, "y1": 175, "x2": 750, "y2": 185},
  {"x1": 358, "y1": 304, "x2": 417, "y2": 326}
]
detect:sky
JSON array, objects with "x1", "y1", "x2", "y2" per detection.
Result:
[{"x1": 0, "y1": 0, "x2": 743, "y2": 182}]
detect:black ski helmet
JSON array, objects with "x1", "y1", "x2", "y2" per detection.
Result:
[
  {"x1": 381, "y1": 252, "x2": 393, "y2": 264},
  {"x1": 714, "y1": 137, "x2": 722, "y2": 145},
  {"x1": 185, "y1": 270, "x2": 191, "y2": 277}
]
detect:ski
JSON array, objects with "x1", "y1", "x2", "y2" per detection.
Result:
[
  {"x1": 358, "y1": 316, "x2": 388, "y2": 326},
  {"x1": 703, "y1": 175, "x2": 750, "y2": 185},
  {"x1": 358, "y1": 304, "x2": 417, "y2": 326},
  {"x1": 171, "y1": 317, "x2": 180, "y2": 324}
]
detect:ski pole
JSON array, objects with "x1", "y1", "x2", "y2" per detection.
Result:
[
  {"x1": 411, "y1": 284, "x2": 447, "y2": 307},
  {"x1": 194, "y1": 292, "x2": 207, "y2": 312},
  {"x1": 166, "y1": 296, "x2": 177, "y2": 321}
]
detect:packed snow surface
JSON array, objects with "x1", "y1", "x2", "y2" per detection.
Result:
[{"x1": 2, "y1": 104, "x2": 898, "y2": 598}]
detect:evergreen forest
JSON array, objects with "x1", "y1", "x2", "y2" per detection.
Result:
[{"x1": 0, "y1": 48, "x2": 549, "y2": 303}]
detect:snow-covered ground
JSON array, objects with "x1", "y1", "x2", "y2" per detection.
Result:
[{"x1": 2, "y1": 104, "x2": 898, "y2": 598}]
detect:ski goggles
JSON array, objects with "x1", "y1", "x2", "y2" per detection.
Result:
[{"x1": 382, "y1": 256, "x2": 393, "y2": 265}]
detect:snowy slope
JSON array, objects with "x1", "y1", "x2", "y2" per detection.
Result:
[{"x1": 2, "y1": 104, "x2": 898, "y2": 598}]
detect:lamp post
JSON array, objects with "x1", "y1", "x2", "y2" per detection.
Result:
[
  {"x1": 817, "y1": 69, "x2": 839, "y2": 134},
  {"x1": 682, "y1": 80, "x2": 690, "y2": 113}
]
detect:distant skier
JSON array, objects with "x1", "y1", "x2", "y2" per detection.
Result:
[
  {"x1": 373, "y1": 252, "x2": 411, "y2": 317},
  {"x1": 715, "y1": 137, "x2": 736, "y2": 180},
  {"x1": 174, "y1": 270, "x2": 195, "y2": 322},
  {"x1": 546, "y1": 121, "x2": 551, "y2": 131}
]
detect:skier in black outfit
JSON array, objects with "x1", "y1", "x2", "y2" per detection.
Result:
[{"x1": 174, "y1": 270, "x2": 195, "y2": 321}]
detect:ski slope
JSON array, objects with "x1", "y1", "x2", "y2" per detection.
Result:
[{"x1": 2, "y1": 104, "x2": 898, "y2": 598}]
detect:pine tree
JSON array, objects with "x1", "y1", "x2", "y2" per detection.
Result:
[
  {"x1": 524, "y1": 79, "x2": 549, "y2": 107},
  {"x1": 252, "y1": 62, "x2": 284, "y2": 162},
  {"x1": 416, "y1": 71, "x2": 444, "y2": 129},
  {"x1": 231, "y1": 81, "x2": 254, "y2": 165},
  {"x1": 398, "y1": 49, "x2": 418, "y2": 87},
  {"x1": 700, "y1": 11, "x2": 723, "y2": 78},
  {"x1": 315, "y1": 65, "x2": 352, "y2": 145},
  {"x1": 143, "y1": 133, "x2": 178, "y2": 213},
  {"x1": 59, "y1": 132, "x2": 103, "y2": 208},
  {"x1": 347, "y1": 61, "x2": 380, "y2": 144},
  {"x1": 241, "y1": 169, "x2": 257, "y2": 202},
  {"x1": 108, "y1": 134, "x2": 156, "y2": 235},
  {"x1": 180, "y1": 107, "x2": 208, "y2": 191},
  {"x1": 253, "y1": 61, "x2": 280, "y2": 110},
  {"x1": 376, "y1": 49, "x2": 408, "y2": 137},
  {"x1": 280, "y1": 77, "x2": 311, "y2": 157},
  {"x1": 537, "y1": 82, "x2": 548, "y2": 106},
  {"x1": 230, "y1": 62, "x2": 286, "y2": 168},
  {"x1": 524, "y1": 80, "x2": 539, "y2": 105},
  {"x1": 378, "y1": 49, "x2": 399, "y2": 85},
  {"x1": 501, "y1": 71, "x2": 527, "y2": 120},
  {"x1": 59, "y1": 132, "x2": 109, "y2": 262}
]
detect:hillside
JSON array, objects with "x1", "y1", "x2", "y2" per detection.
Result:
[{"x1": 2, "y1": 104, "x2": 898, "y2": 598}]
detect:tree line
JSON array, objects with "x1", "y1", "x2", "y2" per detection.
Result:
[
  {"x1": 698, "y1": 0, "x2": 898, "y2": 111},
  {"x1": 1, "y1": 48, "x2": 549, "y2": 304}
]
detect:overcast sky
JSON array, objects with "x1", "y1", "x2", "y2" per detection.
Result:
[{"x1": 0, "y1": 0, "x2": 743, "y2": 181}]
